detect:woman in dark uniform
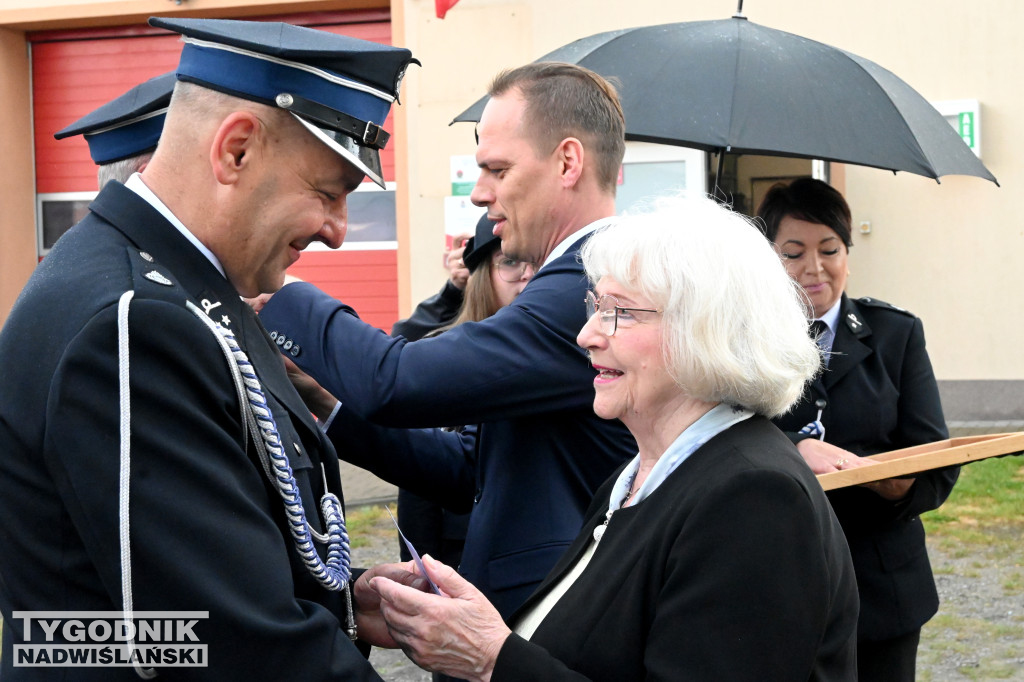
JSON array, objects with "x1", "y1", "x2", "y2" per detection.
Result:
[{"x1": 758, "y1": 178, "x2": 959, "y2": 682}]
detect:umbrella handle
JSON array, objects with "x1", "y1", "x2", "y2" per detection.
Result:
[{"x1": 713, "y1": 150, "x2": 728, "y2": 203}]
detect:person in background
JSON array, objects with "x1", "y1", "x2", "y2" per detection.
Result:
[
  {"x1": 54, "y1": 71, "x2": 177, "y2": 188},
  {"x1": 392, "y1": 212, "x2": 534, "y2": 569},
  {"x1": 367, "y1": 195, "x2": 859, "y2": 682},
  {"x1": 757, "y1": 177, "x2": 957, "y2": 682},
  {"x1": 390, "y1": 232, "x2": 471, "y2": 343},
  {"x1": 0, "y1": 18, "x2": 423, "y2": 679},
  {"x1": 258, "y1": 62, "x2": 636, "y2": 620}
]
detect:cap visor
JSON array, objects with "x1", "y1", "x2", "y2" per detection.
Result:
[{"x1": 290, "y1": 113, "x2": 385, "y2": 188}]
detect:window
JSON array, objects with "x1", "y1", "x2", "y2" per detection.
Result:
[
  {"x1": 616, "y1": 142, "x2": 706, "y2": 214},
  {"x1": 36, "y1": 191, "x2": 95, "y2": 256}
]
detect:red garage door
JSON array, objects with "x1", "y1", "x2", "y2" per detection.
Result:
[{"x1": 30, "y1": 10, "x2": 400, "y2": 332}]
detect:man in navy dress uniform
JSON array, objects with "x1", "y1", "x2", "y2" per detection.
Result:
[
  {"x1": 259, "y1": 62, "x2": 638, "y2": 621},
  {"x1": 54, "y1": 70, "x2": 177, "y2": 187},
  {"x1": 0, "y1": 17, "x2": 420, "y2": 680}
]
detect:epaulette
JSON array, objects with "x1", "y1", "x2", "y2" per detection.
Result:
[
  {"x1": 127, "y1": 247, "x2": 183, "y2": 303},
  {"x1": 854, "y1": 296, "x2": 915, "y2": 318}
]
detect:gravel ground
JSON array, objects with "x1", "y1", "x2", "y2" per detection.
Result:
[
  {"x1": 919, "y1": 535, "x2": 1024, "y2": 681},
  {"x1": 352, "y1": 508, "x2": 1024, "y2": 681}
]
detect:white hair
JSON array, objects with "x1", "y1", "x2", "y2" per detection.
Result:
[
  {"x1": 580, "y1": 194, "x2": 820, "y2": 417},
  {"x1": 97, "y1": 153, "x2": 152, "y2": 188}
]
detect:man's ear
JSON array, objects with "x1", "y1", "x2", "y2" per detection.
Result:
[
  {"x1": 555, "y1": 137, "x2": 584, "y2": 188},
  {"x1": 210, "y1": 111, "x2": 261, "y2": 186}
]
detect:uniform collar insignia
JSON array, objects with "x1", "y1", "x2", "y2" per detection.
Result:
[{"x1": 200, "y1": 297, "x2": 232, "y2": 327}]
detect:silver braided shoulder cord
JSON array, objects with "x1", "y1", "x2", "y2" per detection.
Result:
[
  {"x1": 183, "y1": 302, "x2": 353, "y2": 593},
  {"x1": 117, "y1": 291, "x2": 158, "y2": 679}
]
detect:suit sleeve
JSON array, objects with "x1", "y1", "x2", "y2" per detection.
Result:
[
  {"x1": 45, "y1": 300, "x2": 381, "y2": 681},
  {"x1": 259, "y1": 269, "x2": 596, "y2": 428},
  {"x1": 891, "y1": 316, "x2": 959, "y2": 520},
  {"x1": 492, "y1": 470, "x2": 856, "y2": 681},
  {"x1": 327, "y1": 409, "x2": 478, "y2": 514}
]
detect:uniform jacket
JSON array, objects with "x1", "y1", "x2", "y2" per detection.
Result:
[
  {"x1": 0, "y1": 183, "x2": 381, "y2": 680},
  {"x1": 492, "y1": 417, "x2": 859, "y2": 682},
  {"x1": 773, "y1": 294, "x2": 957, "y2": 641},
  {"x1": 260, "y1": 235, "x2": 637, "y2": 619}
]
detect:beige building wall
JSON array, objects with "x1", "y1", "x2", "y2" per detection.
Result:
[
  {"x1": 1, "y1": 0, "x2": 1019, "y2": 415},
  {"x1": 0, "y1": 26, "x2": 36, "y2": 320}
]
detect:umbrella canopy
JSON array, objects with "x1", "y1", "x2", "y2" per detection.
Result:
[{"x1": 452, "y1": 16, "x2": 997, "y2": 185}]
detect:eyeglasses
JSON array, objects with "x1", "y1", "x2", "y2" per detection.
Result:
[
  {"x1": 496, "y1": 256, "x2": 534, "y2": 283},
  {"x1": 584, "y1": 291, "x2": 661, "y2": 336}
]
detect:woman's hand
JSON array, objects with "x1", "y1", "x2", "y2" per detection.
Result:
[
  {"x1": 370, "y1": 555, "x2": 511, "y2": 682},
  {"x1": 796, "y1": 438, "x2": 870, "y2": 474},
  {"x1": 353, "y1": 561, "x2": 432, "y2": 648},
  {"x1": 860, "y1": 477, "x2": 915, "y2": 501},
  {"x1": 445, "y1": 233, "x2": 473, "y2": 291},
  {"x1": 797, "y1": 439, "x2": 915, "y2": 500}
]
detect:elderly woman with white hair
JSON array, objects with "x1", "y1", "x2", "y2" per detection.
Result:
[{"x1": 366, "y1": 195, "x2": 859, "y2": 681}]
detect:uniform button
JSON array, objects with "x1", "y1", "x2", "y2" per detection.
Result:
[
  {"x1": 289, "y1": 345, "x2": 301, "y2": 357},
  {"x1": 269, "y1": 331, "x2": 278, "y2": 341},
  {"x1": 283, "y1": 339, "x2": 293, "y2": 351},
  {"x1": 276, "y1": 335, "x2": 286, "y2": 346}
]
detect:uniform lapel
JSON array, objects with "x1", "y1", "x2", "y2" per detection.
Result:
[{"x1": 822, "y1": 295, "x2": 872, "y2": 390}]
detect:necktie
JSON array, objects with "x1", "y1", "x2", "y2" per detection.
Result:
[
  {"x1": 809, "y1": 319, "x2": 829, "y2": 349},
  {"x1": 802, "y1": 320, "x2": 830, "y2": 440}
]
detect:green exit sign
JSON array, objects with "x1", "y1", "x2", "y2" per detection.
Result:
[
  {"x1": 934, "y1": 99, "x2": 982, "y2": 158},
  {"x1": 958, "y1": 112, "x2": 975, "y2": 148}
]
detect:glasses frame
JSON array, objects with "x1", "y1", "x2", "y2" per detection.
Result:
[
  {"x1": 495, "y1": 256, "x2": 534, "y2": 283},
  {"x1": 584, "y1": 291, "x2": 661, "y2": 336}
]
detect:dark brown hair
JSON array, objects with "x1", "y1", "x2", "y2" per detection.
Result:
[{"x1": 756, "y1": 177, "x2": 853, "y2": 248}]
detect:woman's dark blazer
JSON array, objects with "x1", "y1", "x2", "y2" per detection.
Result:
[
  {"x1": 773, "y1": 294, "x2": 958, "y2": 641},
  {"x1": 492, "y1": 416, "x2": 859, "y2": 682}
]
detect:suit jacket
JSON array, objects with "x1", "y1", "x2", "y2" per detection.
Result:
[
  {"x1": 773, "y1": 294, "x2": 957, "y2": 641},
  {"x1": 0, "y1": 183, "x2": 381, "y2": 680},
  {"x1": 390, "y1": 280, "x2": 471, "y2": 565},
  {"x1": 260, "y1": 234, "x2": 637, "y2": 618},
  {"x1": 492, "y1": 417, "x2": 858, "y2": 682}
]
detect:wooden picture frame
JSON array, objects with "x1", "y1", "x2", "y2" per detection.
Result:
[{"x1": 817, "y1": 433, "x2": 1024, "y2": 491}]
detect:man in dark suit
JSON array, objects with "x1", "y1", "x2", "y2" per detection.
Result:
[
  {"x1": 259, "y1": 62, "x2": 637, "y2": 620},
  {"x1": 0, "y1": 17, "x2": 421, "y2": 680}
]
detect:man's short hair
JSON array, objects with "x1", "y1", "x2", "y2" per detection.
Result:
[
  {"x1": 488, "y1": 62, "x2": 626, "y2": 193},
  {"x1": 581, "y1": 194, "x2": 820, "y2": 417},
  {"x1": 97, "y1": 154, "x2": 153, "y2": 188}
]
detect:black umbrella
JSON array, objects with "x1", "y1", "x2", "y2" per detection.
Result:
[{"x1": 452, "y1": 12, "x2": 998, "y2": 187}]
